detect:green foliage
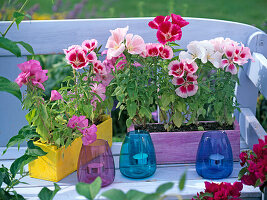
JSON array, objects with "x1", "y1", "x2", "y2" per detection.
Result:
[
  {"x1": 178, "y1": 171, "x2": 187, "y2": 191},
  {"x1": 76, "y1": 177, "x2": 102, "y2": 200},
  {"x1": 38, "y1": 183, "x2": 61, "y2": 200},
  {"x1": 0, "y1": 76, "x2": 22, "y2": 101},
  {"x1": 101, "y1": 179, "x2": 182, "y2": 200}
]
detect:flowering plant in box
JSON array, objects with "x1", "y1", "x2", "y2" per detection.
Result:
[
  {"x1": 193, "y1": 181, "x2": 243, "y2": 200},
  {"x1": 104, "y1": 14, "x2": 189, "y2": 128},
  {"x1": 104, "y1": 13, "x2": 253, "y2": 131},
  {"x1": 5, "y1": 39, "x2": 113, "y2": 150},
  {"x1": 238, "y1": 135, "x2": 267, "y2": 189}
]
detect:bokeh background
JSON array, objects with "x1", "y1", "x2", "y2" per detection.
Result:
[{"x1": 1, "y1": 0, "x2": 266, "y2": 139}]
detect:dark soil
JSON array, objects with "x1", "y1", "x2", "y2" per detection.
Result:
[{"x1": 135, "y1": 122, "x2": 234, "y2": 133}]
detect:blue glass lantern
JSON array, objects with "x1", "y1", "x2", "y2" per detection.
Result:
[
  {"x1": 196, "y1": 131, "x2": 233, "y2": 179},
  {"x1": 119, "y1": 130, "x2": 157, "y2": 179}
]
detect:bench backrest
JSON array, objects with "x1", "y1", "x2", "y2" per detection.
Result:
[{"x1": 0, "y1": 17, "x2": 266, "y2": 147}]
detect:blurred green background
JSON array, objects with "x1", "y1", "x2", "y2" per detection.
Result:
[{"x1": 1, "y1": 0, "x2": 266, "y2": 137}]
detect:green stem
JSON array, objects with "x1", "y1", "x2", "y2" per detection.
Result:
[{"x1": 2, "y1": 0, "x2": 30, "y2": 37}]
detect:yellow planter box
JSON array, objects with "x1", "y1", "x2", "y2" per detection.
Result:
[{"x1": 28, "y1": 115, "x2": 112, "y2": 182}]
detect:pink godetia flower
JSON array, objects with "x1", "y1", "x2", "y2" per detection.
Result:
[
  {"x1": 157, "y1": 21, "x2": 182, "y2": 45},
  {"x1": 159, "y1": 45, "x2": 173, "y2": 59},
  {"x1": 87, "y1": 51, "x2": 97, "y2": 63},
  {"x1": 64, "y1": 45, "x2": 88, "y2": 70},
  {"x1": 82, "y1": 39, "x2": 98, "y2": 52},
  {"x1": 93, "y1": 60, "x2": 107, "y2": 75},
  {"x1": 102, "y1": 51, "x2": 127, "y2": 71},
  {"x1": 168, "y1": 60, "x2": 198, "y2": 77},
  {"x1": 179, "y1": 41, "x2": 206, "y2": 63},
  {"x1": 168, "y1": 60, "x2": 185, "y2": 77},
  {"x1": 15, "y1": 60, "x2": 48, "y2": 90},
  {"x1": 82, "y1": 124, "x2": 97, "y2": 145},
  {"x1": 171, "y1": 14, "x2": 189, "y2": 28},
  {"x1": 67, "y1": 115, "x2": 88, "y2": 129},
  {"x1": 148, "y1": 15, "x2": 170, "y2": 29},
  {"x1": 172, "y1": 73, "x2": 198, "y2": 98},
  {"x1": 142, "y1": 43, "x2": 161, "y2": 57},
  {"x1": 90, "y1": 83, "x2": 106, "y2": 103},
  {"x1": 50, "y1": 90, "x2": 63, "y2": 101},
  {"x1": 125, "y1": 34, "x2": 146, "y2": 55},
  {"x1": 105, "y1": 26, "x2": 129, "y2": 59}
]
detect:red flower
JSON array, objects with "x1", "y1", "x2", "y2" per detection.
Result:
[
  {"x1": 148, "y1": 15, "x2": 170, "y2": 29},
  {"x1": 171, "y1": 14, "x2": 189, "y2": 28},
  {"x1": 239, "y1": 151, "x2": 248, "y2": 166},
  {"x1": 156, "y1": 21, "x2": 182, "y2": 45}
]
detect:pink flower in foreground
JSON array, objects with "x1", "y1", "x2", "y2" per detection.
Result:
[
  {"x1": 93, "y1": 60, "x2": 107, "y2": 75},
  {"x1": 125, "y1": 34, "x2": 146, "y2": 55},
  {"x1": 143, "y1": 43, "x2": 161, "y2": 57},
  {"x1": 148, "y1": 15, "x2": 170, "y2": 29},
  {"x1": 50, "y1": 90, "x2": 62, "y2": 101},
  {"x1": 172, "y1": 73, "x2": 198, "y2": 98},
  {"x1": 239, "y1": 151, "x2": 248, "y2": 166},
  {"x1": 159, "y1": 45, "x2": 173, "y2": 59},
  {"x1": 87, "y1": 51, "x2": 97, "y2": 63},
  {"x1": 82, "y1": 124, "x2": 97, "y2": 145},
  {"x1": 82, "y1": 39, "x2": 98, "y2": 52},
  {"x1": 105, "y1": 26, "x2": 129, "y2": 59},
  {"x1": 15, "y1": 60, "x2": 48, "y2": 90},
  {"x1": 221, "y1": 44, "x2": 238, "y2": 75},
  {"x1": 90, "y1": 83, "x2": 106, "y2": 103},
  {"x1": 168, "y1": 60, "x2": 185, "y2": 77},
  {"x1": 102, "y1": 51, "x2": 127, "y2": 71},
  {"x1": 64, "y1": 45, "x2": 88, "y2": 70},
  {"x1": 171, "y1": 14, "x2": 189, "y2": 28},
  {"x1": 157, "y1": 21, "x2": 182, "y2": 45},
  {"x1": 67, "y1": 115, "x2": 88, "y2": 129}
]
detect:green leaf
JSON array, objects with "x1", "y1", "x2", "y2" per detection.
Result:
[
  {"x1": 0, "y1": 76, "x2": 22, "y2": 101},
  {"x1": 238, "y1": 167, "x2": 247, "y2": 180},
  {"x1": 126, "y1": 190, "x2": 146, "y2": 200},
  {"x1": 25, "y1": 109, "x2": 36, "y2": 124},
  {"x1": 16, "y1": 41, "x2": 34, "y2": 55},
  {"x1": 178, "y1": 171, "x2": 187, "y2": 191},
  {"x1": 13, "y1": 12, "x2": 24, "y2": 29},
  {"x1": 156, "y1": 182, "x2": 174, "y2": 194},
  {"x1": 76, "y1": 177, "x2": 102, "y2": 200},
  {"x1": 10, "y1": 154, "x2": 37, "y2": 177},
  {"x1": 127, "y1": 101, "x2": 137, "y2": 118},
  {"x1": 142, "y1": 193, "x2": 160, "y2": 200},
  {"x1": 126, "y1": 118, "x2": 133, "y2": 128},
  {"x1": 254, "y1": 178, "x2": 262, "y2": 187},
  {"x1": 0, "y1": 172, "x2": 3, "y2": 188},
  {"x1": 0, "y1": 37, "x2": 21, "y2": 57},
  {"x1": 102, "y1": 189, "x2": 126, "y2": 200},
  {"x1": 38, "y1": 183, "x2": 61, "y2": 200},
  {"x1": 199, "y1": 192, "x2": 213, "y2": 198},
  {"x1": 26, "y1": 140, "x2": 47, "y2": 157},
  {"x1": 140, "y1": 106, "x2": 151, "y2": 120},
  {"x1": 172, "y1": 111, "x2": 182, "y2": 128},
  {"x1": 4, "y1": 135, "x2": 24, "y2": 153}
]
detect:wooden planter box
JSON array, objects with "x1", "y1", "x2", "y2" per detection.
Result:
[
  {"x1": 28, "y1": 115, "x2": 112, "y2": 182},
  {"x1": 131, "y1": 121, "x2": 240, "y2": 164}
]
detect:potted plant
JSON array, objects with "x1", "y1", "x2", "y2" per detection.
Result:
[
  {"x1": 104, "y1": 14, "x2": 253, "y2": 164},
  {"x1": 4, "y1": 39, "x2": 114, "y2": 182}
]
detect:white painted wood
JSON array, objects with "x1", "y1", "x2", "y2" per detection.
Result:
[
  {"x1": 0, "y1": 18, "x2": 262, "y2": 56},
  {"x1": 246, "y1": 53, "x2": 267, "y2": 99},
  {"x1": 0, "y1": 17, "x2": 266, "y2": 150},
  {"x1": 0, "y1": 56, "x2": 28, "y2": 147},
  {"x1": 239, "y1": 108, "x2": 266, "y2": 149},
  {"x1": 0, "y1": 142, "x2": 262, "y2": 199}
]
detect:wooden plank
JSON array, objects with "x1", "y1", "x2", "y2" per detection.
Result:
[
  {"x1": 246, "y1": 53, "x2": 267, "y2": 99},
  {"x1": 0, "y1": 56, "x2": 28, "y2": 147},
  {"x1": 239, "y1": 108, "x2": 266, "y2": 149},
  {"x1": 0, "y1": 18, "x2": 262, "y2": 56}
]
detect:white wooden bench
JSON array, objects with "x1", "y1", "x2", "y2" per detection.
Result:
[{"x1": 0, "y1": 17, "x2": 267, "y2": 199}]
